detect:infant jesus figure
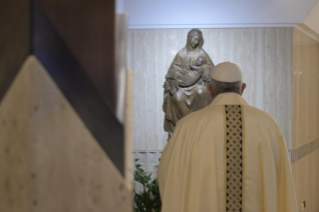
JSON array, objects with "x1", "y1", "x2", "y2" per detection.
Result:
[
  {"x1": 166, "y1": 56, "x2": 209, "y2": 95},
  {"x1": 189, "y1": 56, "x2": 209, "y2": 83}
]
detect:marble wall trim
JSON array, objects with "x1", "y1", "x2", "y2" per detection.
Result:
[
  {"x1": 133, "y1": 150, "x2": 162, "y2": 166},
  {"x1": 295, "y1": 24, "x2": 319, "y2": 43},
  {"x1": 291, "y1": 138, "x2": 319, "y2": 164},
  {"x1": 133, "y1": 150, "x2": 162, "y2": 184}
]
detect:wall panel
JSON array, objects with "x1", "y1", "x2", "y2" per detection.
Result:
[
  {"x1": 292, "y1": 26, "x2": 319, "y2": 212},
  {"x1": 293, "y1": 27, "x2": 319, "y2": 150}
]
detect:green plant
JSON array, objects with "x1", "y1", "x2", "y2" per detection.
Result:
[{"x1": 134, "y1": 159, "x2": 162, "y2": 212}]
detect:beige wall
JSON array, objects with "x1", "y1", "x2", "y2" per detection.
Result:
[
  {"x1": 304, "y1": 2, "x2": 319, "y2": 35},
  {"x1": 292, "y1": 26, "x2": 319, "y2": 211},
  {"x1": 0, "y1": 56, "x2": 132, "y2": 212},
  {"x1": 128, "y1": 28, "x2": 293, "y2": 172}
]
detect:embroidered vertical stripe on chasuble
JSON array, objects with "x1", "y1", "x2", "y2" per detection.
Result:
[{"x1": 224, "y1": 105, "x2": 244, "y2": 212}]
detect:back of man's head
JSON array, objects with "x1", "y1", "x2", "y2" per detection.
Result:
[
  {"x1": 210, "y1": 79, "x2": 242, "y2": 96},
  {"x1": 209, "y1": 62, "x2": 245, "y2": 97}
]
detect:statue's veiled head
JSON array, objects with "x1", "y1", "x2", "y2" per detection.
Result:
[{"x1": 187, "y1": 29, "x2": 204, "y2": 50}]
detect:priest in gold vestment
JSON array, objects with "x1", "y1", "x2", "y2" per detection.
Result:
[{"x1": 158, "y1": 62, "x2": 298, "y2": 212}]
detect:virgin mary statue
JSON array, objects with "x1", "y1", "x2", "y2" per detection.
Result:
[{"x1": 163, "y1": 29, "x2": 214, "y2": 137}]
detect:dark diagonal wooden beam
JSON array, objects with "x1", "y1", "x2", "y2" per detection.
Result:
[
  {"x1": 0, "y1": 1, "x2": 30, "y2": 102},
  {"x1": 32, "y1": 0, "x2": 124, "y2": 175},
  {"x1": 36, "y1": 0, "x2": 117, "y2": 110}
]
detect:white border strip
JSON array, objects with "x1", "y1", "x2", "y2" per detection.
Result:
[
  {"x1": 294, "y1": 24, "x2": 319, "y2": 42},
  {"x1": 128, "y1": 23, "x2": 295, "y2": 30}
]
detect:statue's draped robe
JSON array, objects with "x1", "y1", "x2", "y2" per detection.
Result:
[
  {"x1": 158, "y1": 93, "x2": 298, "y2": 212},
  {"x1": 163, "y1": 47, "x2": 213, "y2": 133}
]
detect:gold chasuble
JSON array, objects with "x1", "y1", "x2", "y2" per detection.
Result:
[{"x1": 158, "y1": 93, "x2": 298, "y2": 212}]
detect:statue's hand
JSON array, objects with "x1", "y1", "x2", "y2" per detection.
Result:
[
  {"x1": 197, "y1": 67, "x2": 204, "y2": 73},
  {"x1": 190, "y1": 58, "x2": 194, "y2": 65},
  {"x1": 163, "y1": 81, "x2": 169, "y2": 90},
  {"x1": 169, "y1": 86, "x2": 177, "y2": 95},
  {"x1": 165, "y1": 79, "x2": 178, "y2": 95},
  {"x1": 189, "y1": 58, "x2": 195, "y2": 69}
]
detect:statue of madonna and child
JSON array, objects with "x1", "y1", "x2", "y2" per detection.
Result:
[{"x1": 163, "y1": 29, "x2": 215, "y2": 137}]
